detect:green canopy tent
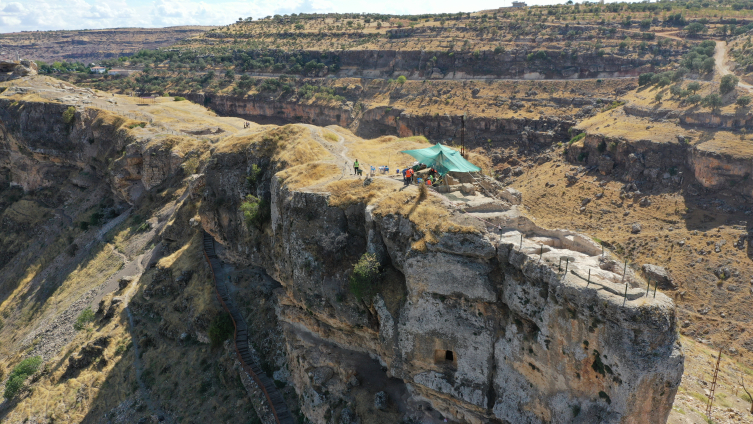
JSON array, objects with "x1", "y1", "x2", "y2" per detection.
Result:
[{"x1": 400, "y1": 143, "x2": 480, "y2": 176}]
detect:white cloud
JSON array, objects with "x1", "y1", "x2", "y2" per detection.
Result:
[{"x1": 3, "y1": 2, "x2": 24, "y2": 13}]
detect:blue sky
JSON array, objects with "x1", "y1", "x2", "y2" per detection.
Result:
[{"x1": 0, "y1": 0, "x2": 586, "y2": 32}]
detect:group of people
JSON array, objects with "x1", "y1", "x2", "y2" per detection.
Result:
[
  {"x1": 402, "y1": 163, "x2": 440, "y2": 186},
  {"x1": 243, "y1": 121, "x2": 251, "y2": 128}
]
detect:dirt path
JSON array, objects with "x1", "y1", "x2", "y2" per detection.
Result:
[{"x1": 715, "y1": 40, "x2": 753, "y2": 90}]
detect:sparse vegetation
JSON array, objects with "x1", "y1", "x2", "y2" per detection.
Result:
[
  {"x1": 74, "y1": 307, "x2": 95, "y2": 331},
  {"x1": 240, "y1": 194, "x2": 269, "y2": 229},
  {"x1": 62, "y1": 106, "x2": 76, "y2": 124},
  {"x1": 349, "y1": 252, "x2": 381, "y2": 302},
  {"x1": 4, "y1": 356, "x2": 42, "y2": 399},
  {"x1": 208, "y1": 312, "x2": 234, "y2": 347}
]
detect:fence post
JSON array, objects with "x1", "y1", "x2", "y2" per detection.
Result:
[
  {"x1": 646, "y1": 277, "x2": 651, "y2": 297},
  {"x1": 623, "y1": 283, "x2": 628, "y2": 306},
  {"x1": 587, "y1": 269, "x2": 591, "y2": 287},
  {"x1": 653, "y1": 279, "x2": 658, "y2": 298}
]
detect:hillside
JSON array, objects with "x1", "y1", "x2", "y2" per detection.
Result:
[{"x1": 0, "y1": 26, "x2": 214, "y2": 64}]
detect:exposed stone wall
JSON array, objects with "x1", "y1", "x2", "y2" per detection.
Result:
[
  {"x1": 0, "y1": 99, "x2": 131, "y2": 192},
  {"x1": 566, "y1": 133, "x2": 753, "y2": 197}
]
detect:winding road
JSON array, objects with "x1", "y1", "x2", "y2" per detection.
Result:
[{"x1": 715, "y1": 40, "x2": 753, "y2": 90}]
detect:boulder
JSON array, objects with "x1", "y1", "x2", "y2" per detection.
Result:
[
  {"x1": 642, "y1": 264, "x2": 676, "y2": 290},
  {"x1": 500, "y1": 187, "x2": 522, "y2": 205},
  {"x1": 67, "y1": 336, "x2": 110, "y2": 371},
  {"x1": 374, "y1": 391, "x2": 389, "y2": 410}
]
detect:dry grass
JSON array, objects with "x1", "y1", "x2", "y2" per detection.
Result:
[
  {"x1": 326, "y1": 178, "x2": 400, "y2": 208},
  {"x1": 323, "y1": 131, "x2": 339, "y2": 142},
  {"x1": 343, "y1": 134, "x2": 430, "y2": 172},
  {"x1": 277, "y1": 162, "x2": 341, "y2": 189},
  {"x1": 2, "y1": 199, "x2": 49, "y2": 223},
  {"x1": 218, "y1": 124, "x2": 333, "y2": 167}
]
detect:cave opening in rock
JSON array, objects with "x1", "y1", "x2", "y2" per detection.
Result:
[{"x1": 435, "y1": 349, "x2": 457, "y2": 367}]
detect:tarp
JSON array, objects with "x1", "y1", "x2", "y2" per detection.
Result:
[{"x1": 400, "y1": 143, "x2": 481, "y2": 176}]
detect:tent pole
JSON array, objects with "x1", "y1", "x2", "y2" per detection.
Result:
[{"x1": 461, "y1": 114, "x2": 466, "y2": 159}]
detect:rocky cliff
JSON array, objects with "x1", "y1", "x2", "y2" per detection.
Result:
[
  {"x1": 197, "y1": 132, "x2": 684, "y2": 423},
  {"x1": 0, "y1": 82, "x2": 684, "y2": 423}
]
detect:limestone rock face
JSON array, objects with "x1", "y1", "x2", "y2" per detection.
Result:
[
  {"x1": 0, "y1": 60, "x2": 38, "y2": 81},
  {"x1": 199, "y1": 155, "x2": 684, "y2": 424}
]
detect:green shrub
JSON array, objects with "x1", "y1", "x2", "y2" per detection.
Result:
[
  {"x1": 568, "y1": 133, "x2": 586, "y2": 145},
  {"x1": 174, "y1": 96, "x2": 186, "y2": 101},
  {"x1": 74, "y1": 307, "x2": 95, "y2": 331},
  {"x1": 246, "y1": 164, "x2": 263, "y2": 188},
  {"x1": 736, "y1": 96, "x2": 751, "y2": 107},
  {"x1": 4, "y1": 356, "x2": 42, "y2": 399},
  {"x1": 62, "y1": 106, "x2": 76, "y2": 124},
  {"x1": 208, "y1": 312, "x2": 234, "y2": 347},
  {"x1": 687, "y1": 94, "x2": 702, "y2": 104},
  {"x1": 240, "y1": 195, "x2": 270, "y2": 229},
  {"x1": 396, "y1": 75, "x2": 407, "y2": 84},
  {"x1": 655, "y1": 92, "x2": 664, "y2": 102},
  {"x1": 349, "y1": 253, "x2": 381, "y2": 302}
]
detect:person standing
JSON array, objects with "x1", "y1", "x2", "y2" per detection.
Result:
[{"x1": 354, "y1": 159, "x2": 360, "y2": 175}]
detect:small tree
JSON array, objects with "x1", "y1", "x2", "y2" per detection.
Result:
[
  {"x1": 687, "y1": 94, "x2": 702, "y2": 104},
  {"x1": 736, "y1": 96, "x2": 751, "y2": 107},
  {"x1": 349, "y1": 253, "x2": 381, "y2": 302},
  {"x1": 687, "y1": 82, "x2": 701, "y2": 94},
  {"x1": 702, "y1": 93, "x2": 722, "y2": 110},
  {"x1": 655, "y1": 92, "x2": 664, "y2": 102},
  {"x1": 686, "y1": 22, "x2": 706, "y2": 35},
  {"x1": 720, "y1": 74, "x2": 739, "y2": 94},
  {"x1": 638, "y1": 72, "x2": 654, "y2": 86},
  {"x1": 62, "y1": 106, "x2": 76, "y2": 124},
  {"x1": 240, "y1": 194, "x2": 269, "y2": 229}
]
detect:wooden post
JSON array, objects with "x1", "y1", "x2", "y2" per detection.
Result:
[
  {"x1": 653, "y1": 279, "x2": 658, "y2": 298},
  {"x1": 564, "y1": 258, "x2": 570, "y2": 275},
  {"x1": 623, "y1": 283, "x2": 628, "y2": 306},
  {"x1": 520, "y1": 234, "x2": 523, "y2": 250},
  {"x1": 646, "y1": 277, "x2": 651, "y2": 297},
  {"x1": 558, "y1": 257, "x2": 562, "y2": 271},
  {"x1": 621, "y1": 259, "x2": 628, "y2": 284},
  {"x1": 587, "y1": 269, "x2": 591, "y2": 287}
]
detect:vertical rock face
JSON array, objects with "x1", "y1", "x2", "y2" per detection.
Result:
[{"x1": 200, "y1": 152, "x2": 684, "y2": 424}]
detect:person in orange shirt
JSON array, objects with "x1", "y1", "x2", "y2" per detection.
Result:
[{"x1": 404, "y1": 168, "x2": 414, "y2": 186}]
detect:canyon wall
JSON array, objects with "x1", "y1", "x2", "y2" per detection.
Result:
[
  {"x1": 0, "y1": 98, "x2": 131, "y2": 192},
  {"x1": 567, "y1": 133, "x2": 753, "y2": 197}
]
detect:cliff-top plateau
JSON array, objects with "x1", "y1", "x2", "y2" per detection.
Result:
[{"x1": 3, "y1": 1, "x2": 753, "y2": 424}]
